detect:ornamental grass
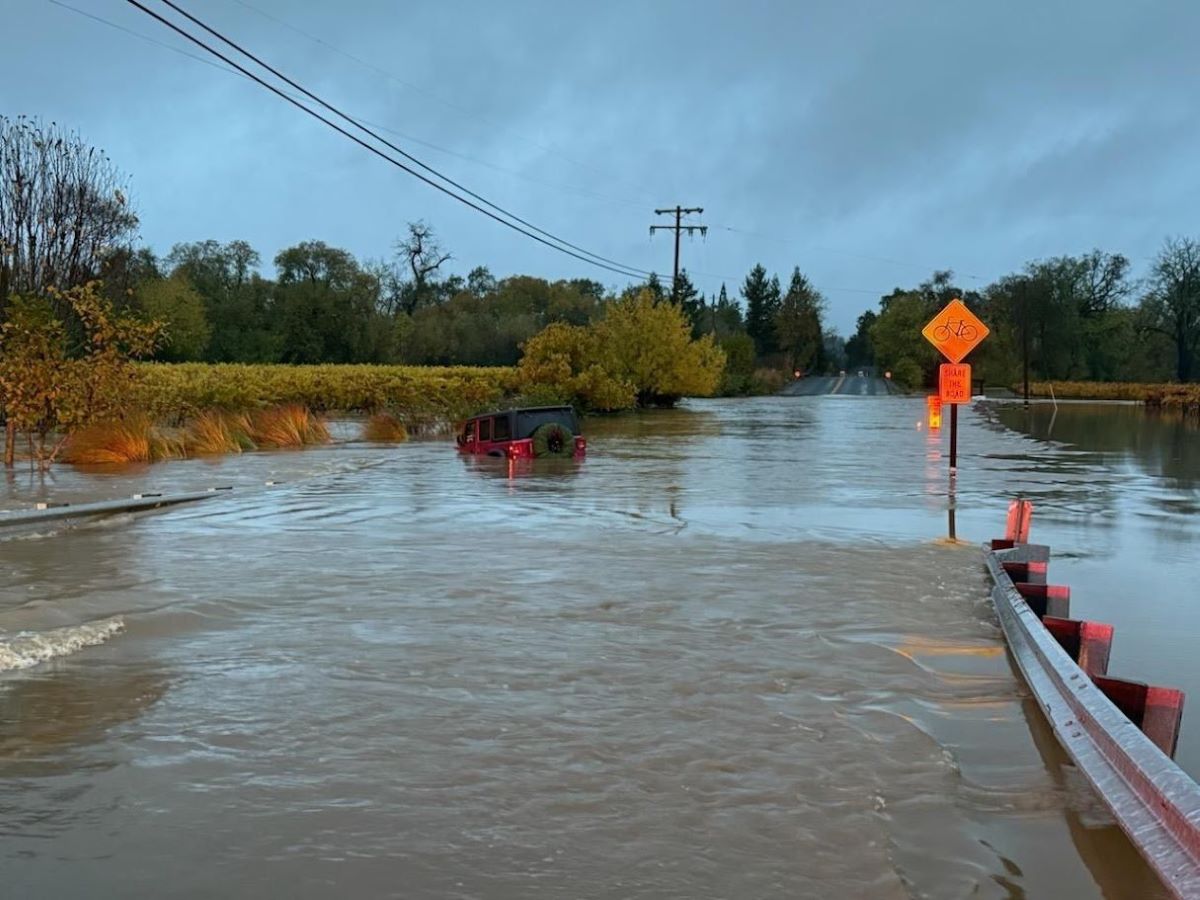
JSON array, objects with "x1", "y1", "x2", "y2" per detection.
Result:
[
  {"x1": 62, "y1": 418, "x2": 185, "y2": 465},
  {"x1": 247, "y1": 405, "x2": 330, "y2": 448},
  {"x1": 362, "y1": 412, "x2": 408, "y2": 442}
]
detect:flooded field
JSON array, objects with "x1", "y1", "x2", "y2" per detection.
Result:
[{"x1": 2, "y1": 396, "x2": 1195, "y2": 898}]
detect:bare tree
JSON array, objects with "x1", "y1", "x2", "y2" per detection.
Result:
[
  {"x1": 0, "y1": 117, "x2": 138, "y2": 308},
  {"x1": 394, "y1": 221, "x2": 451, "y2": 315},
  {"x1": 1141, "y1": 236, "x2": 1200, "y2": 382},
  {"x1": 1077, "y1": 250, "x2": 1130, "y2": 317}
]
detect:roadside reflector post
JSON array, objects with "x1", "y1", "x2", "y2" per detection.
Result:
[
  {"x1": 926, "y1": 395, "x2": 942, "y2": 429},
  {"x1": 922, "y1": 299, "x2": 989, "y2": 540},
  {"x1": 1005, "y1": 498, "x2": 1033, "y2": 543}
]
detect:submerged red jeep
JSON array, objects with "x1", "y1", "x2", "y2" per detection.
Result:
[{"x1": 457, "y1": 406, "x2": 586, "y2": 459}]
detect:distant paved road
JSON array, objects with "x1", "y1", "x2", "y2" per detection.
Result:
[{"x1": 780, "y1": 373, "x2": 902, "y2": 396}]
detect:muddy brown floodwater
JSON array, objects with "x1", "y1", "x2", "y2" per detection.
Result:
[{"x1": 2, "y1": 396, "x2": 1195, "y2": 899}]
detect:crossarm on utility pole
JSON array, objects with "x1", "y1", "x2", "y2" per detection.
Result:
[{"x1": 649, "y1": 206, "x2": 706, "y2": 290}]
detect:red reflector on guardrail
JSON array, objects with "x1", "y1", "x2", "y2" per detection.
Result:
[{"x1": 1092, "y1": 676, "x2": 1186, "y2": 759}]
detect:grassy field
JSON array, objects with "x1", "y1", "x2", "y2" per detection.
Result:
[{"x1": 1025, "y1": 381, "x2": 1200, "y2": 411}]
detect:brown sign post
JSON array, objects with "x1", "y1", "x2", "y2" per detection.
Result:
[{"x1": 923, "y1": 299, "x2": 989, "y2": 539}]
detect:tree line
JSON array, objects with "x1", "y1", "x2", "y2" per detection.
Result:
[
  {"x1": 3, "y1": 116, "x2": 1198, "y2": 391},
  {"x1": 849, "y1": 247, "x2": 1200, "y2": 388}
]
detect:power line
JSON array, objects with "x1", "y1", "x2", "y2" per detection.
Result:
[
  {"x1": 148, "y1": 0, "x2": 657, "y2": 279},
  {"x1": 120, "y1": 0, "x2": 655, "y2": 281},
  {"x1": 226, "y1": 0, "x2": 661, "y2": 205},
  {"x1": 46, "y1": 0, "x2": 648, "y2": 215},
  {"x1": 46, "y1": 0, "x2": 235, "y2": 76}
]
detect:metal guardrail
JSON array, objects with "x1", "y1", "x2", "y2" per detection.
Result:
[
  {"x1": 0, "y1": 488, "x2": 228, "y2": 529},
  {"x1": 986, "y1": 506, "x2": 1200, "y2": 898}
]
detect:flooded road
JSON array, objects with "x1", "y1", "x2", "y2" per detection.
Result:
[{"x1": 2, "y1": 396, "x2": 1194, "y2": 898}]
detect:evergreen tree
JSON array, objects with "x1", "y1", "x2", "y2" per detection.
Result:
[
  {"x1": 775, "y1": 267, "x2": 825, "y2": 373},
  {"x1": 742, "y1": 264, "x2": 777, "y2": 355},
  {"x1": 845, "y1": 311, "x2": 877, "y2": 367},
  {"x1": 672, "y1": 268, "x2": 703, "y2": 334}
]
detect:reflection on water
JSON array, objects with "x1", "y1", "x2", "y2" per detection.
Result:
[
  {"x1": 0, "y1": 664, "x2": 169, "y2": 776},
  {"x1": 0, "y1": 396, "x2": 1187, "y2": 898},
  {"x1": 983, "y1": 400, "x2": 1200, "y2": 785},
  {"x1": 990, "y1": 403, "x2": 1200, "y2": 488}
]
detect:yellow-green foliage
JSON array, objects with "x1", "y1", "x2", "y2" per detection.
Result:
[
  {"x1": 362, "y1": 413, "x2": 409, "y2": 442},
  {"x1": 517, "y1": 291, "x2": 725, "y2": 410},
  {"x1": 517, "y1": 322, "x2": 634, "y2": 411},
  {"x1": 0, "y1": 284, "x2": 164, "y2": 468},
  {"x1": 131, "y1": 363, "x2": 517, "y2": 422}
]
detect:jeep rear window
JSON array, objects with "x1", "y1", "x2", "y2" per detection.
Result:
[{"x1": 515, "y1": 409, "x2": 577, "y2": 439}]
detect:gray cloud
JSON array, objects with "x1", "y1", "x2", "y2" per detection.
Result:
[{"x1": 8, "y1": 0, "x2": 1200, "y2": 332}]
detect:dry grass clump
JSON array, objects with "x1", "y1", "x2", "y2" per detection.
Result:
[
  {"x1": 1145, "y1": 384, "x2": 1200, "y2": 414},
  {"x1": 1027, "y1": 381, "x2": 1154, "y2": 401},
  {"x1": 185, "y1": 410, "x2": 256, "y2": 455},
  {"x1": 362, "y1": 412, "x2": 408, "y2": 442},
  {"x1": 62, "y1": 418, "x2": 184, "y2": 465},
  {"x1": 247, "y1": 404, "x2": 330, "y2": 448},
  {"x1": 1027, "y1": 382, "x2": 1200, "y2": 413},
  {"x1": 59, "y1": 404, "x2": 332, "y2": 467}
]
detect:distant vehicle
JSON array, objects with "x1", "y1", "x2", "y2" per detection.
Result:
[
  {"x1": 857, "y1": 370, "x2": 865, "y2": 377},
  {"x1": 793, "y1": 369, "x2": 804, "y2": 379},
  {"x1": 884, "y1": 371, "x2": 892, "y2": 380},
  {"x1": 457, "y1": 406, "x2": 586, "y2": 459},
  {"x1": 839, "y1": 369, "x2": 846, "y2": 376}
]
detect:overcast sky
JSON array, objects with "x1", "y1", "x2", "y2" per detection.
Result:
[{"x1": 7, "y1": 0, "x2": 1200, "y2": 333}]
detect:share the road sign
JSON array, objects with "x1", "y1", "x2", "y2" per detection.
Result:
[
  {"x1": 922, "y1": 298, "x2": 989, "y2": 364},
  {"x1": 939, "y1": 363, "x2": 971, "y2": 404}
]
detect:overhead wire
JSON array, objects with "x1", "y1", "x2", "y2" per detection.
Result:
[
  {"x1": 46, "y1": 0, "x2": 236, "y2": 76},
  {"x1": 152, "y1": 0, "x2": 656, "y2": 277},
  {"x1": 118, "y1": 0, "x2": 658, "y2": 281},
  {"x1": 225, "y1": 0, "x2": 662, "y2": 205},
  {"x1": 49, "y1": 0, "x2": 971, "y2": 295},
  {"x1": 45, "y1": 0, "x2": 647, "y2": 215},
  {"x1": 144, "y1": 0, "x2": 657, "y2": 279}
]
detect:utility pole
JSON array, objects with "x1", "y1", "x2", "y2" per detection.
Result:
[{"x1": 649, "y1": 206, "x2": 706, "y2": 294}]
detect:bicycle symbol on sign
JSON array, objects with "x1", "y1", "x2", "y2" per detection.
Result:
[{"x1": 933, "y1": 319, "x2": 979, "y2": 342}]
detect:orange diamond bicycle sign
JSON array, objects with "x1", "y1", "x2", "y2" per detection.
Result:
[{"x1": 922, "y1": 298, "x2": 989, "y2": 364}]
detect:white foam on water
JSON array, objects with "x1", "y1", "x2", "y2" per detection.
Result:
[{"x1": 0, "y1": 617, "x2": 126, "y2": 672}]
